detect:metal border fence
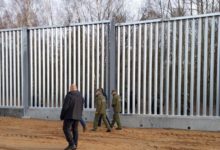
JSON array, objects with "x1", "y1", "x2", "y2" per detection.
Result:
[
  {"x1": 116, "y1": 13, "x2": 220, "y2": 117},
  {"x1": 0, "y1": 29, "x2": 22, "y2": 108},
  {"x1": 28, "y1": 21, "x2": 110, "y2": 109},
  {"x1": 0, "y1": 13, "x2": 220, "y2": 125}
]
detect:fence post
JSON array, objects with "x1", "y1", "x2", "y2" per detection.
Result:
[
  {"x1": 21, "y1": 28, "x2": 30, "y2": 116},
  {"x1": 108, "y1": 20, "x2": 116, "y2": 106}
]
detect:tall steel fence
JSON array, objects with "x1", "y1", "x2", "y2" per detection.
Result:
[
  {"x1": 0, "y1": 13, "x2": 220, "y2": 120},
  {"x1": 116, "y1": 13, "x2": 220, "y2": 116},
  {"x1": 29, "y1": 21, "x2": 110, "y2": 109},
  {"x1": 0, "y1": 29, "x2": 22, "y2": 108}
]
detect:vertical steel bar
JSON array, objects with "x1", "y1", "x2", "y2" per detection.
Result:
[
  {"x1": 34, "y1": 30, "x2": 38, "y2": 107},
  {"x1": 108, "y1": 21, "x2": 116, "y2": 110},
  {"x1": 154, "y1": 23, "x2": 159, "y2": 115},
  {"x1": 96, "y1": 24, "x2": 100, "y2": 89},
  {"x1": 1, "y1": 32, "x2": 3, "y2": 106},
  {"x1": 60, "y1": 28, "x2": 63, "y2": 108},
  {"x1": 127, "y1": 25, "x2": 131, "y2": 114},
  {"x1": 13, "y1": 31, "x2": 16, "y2": 106},
  {"x1": 143, "y1": 24, "x2": 147, "y2": 115},
  {"x1": 64, "y1": 28, "x2": 67, "y2": 97},
  {"x1": 160, "y1": 23, "x2": 164, "y2": 115},
  {"x1": 21, "y1": 28, "x2": 29, "y2": 114},
  {"x1": 190, "y1": 19, "x2": 195, "y2": 116},
  {"x1": 178, "y1": 20, "x2": 183, "y2": 115},
  {"x1": 82, "y1": 25, "x2": 85, "y2": 98},
  {"x1": 5, "y1": 32, "x2": 8, "y2": 106},
  {"x1": 101, "y1": 24, "x2": 105, "y2": 89},
  {"x1": 209, "y1": 17, "x2": 215, "y2": 116},
  {"x1": 171, "y1": 21, "x2": 176, "y2": 115},
  {"x1": 78, "y1": 26, "x2": 81, "y2": 91},
  {"x1": 0, "y1": 32, "x2": 0, "y2": 106},
  {"x1": 122, "y1": 26, "x2": 125, "y2": 114},
  {"x1": 73, "y1": 27, "x2": 76, "y2": 84},
  {"x1": 42, "y1": 29, "x2": 46, "y2": 107},
  {"x1": 38, "y1": 30, "x2": 41, "y2": 107},
  {"x1": 9, "y1": 32, "x2": 12, "y2": 106},
  {"x1": 137, "y1": 25, "x2": 141, "y2": 115},
  {"x1": 197, "y1": 18, "x2": 202, "y2": 116},
  {"x1": 0, "y1": 33, "x2": 2, "y2": 106},
  {"x1": 55, "y1": 28, "x2": 58, "y2": 107},
  {"x1": 117, "y1": 27, "x2": 120, "y2": 94},
  {"x1": 0, "y1": 33, "x2": 1, "y2": 106},
  {"x1": 166, "y1": 22, "x2": 170, "y2": 115},
  {"x1": 30, "y1": 30, "x2": 33, "y2": 107},
  {"x1": 149, "y1": 23, "x2": 153, "y2": 115},
  {"x1": 132, "y1": 25, "x2": 136, "y2": 114},
  {"x1": 203, "y1": 17, "x2": 208, "y2": 116},
  {"x1": 184, "y1": 20, "x2": 189, "y2": 116},
  {"x1": 51, "y1": 29, "x2": 54, "y2": 107},
  {"x1": 47, "y1": 29, "x2": 50, "y2": 107},
  {"x1": 92, "y1": 25, "x2": 95, "y2": 108},
  {"x1": 68, "y1": 27, "x2": 72, "y2": 86},
  {"x1": 216, "y1": 17, "x2": 220, "y2": 116},
  {"x1": 17, "y1": 31, "x2": 20, "y2": 107},
  {"x1": 87, "y1": 25, "x2": 90, "y2": 109}
]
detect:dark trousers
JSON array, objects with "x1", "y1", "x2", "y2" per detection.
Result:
[
  {"x1": 98, "y1": 115, "x2": 110, "y2": 126},
  {"x1": 63, "y1": 119, "x2": 79, "y2": 147},
  {"x1": 80, "y1": 118, "x2": 86, "y2": 128}
]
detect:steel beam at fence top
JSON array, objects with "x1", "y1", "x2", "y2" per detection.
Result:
[
  {"x1": 28, "y1": 20, "x2": 110, "y2": 30},
  {"x1": 116, "y1": 13, "x2": 220, "y2": 26}
]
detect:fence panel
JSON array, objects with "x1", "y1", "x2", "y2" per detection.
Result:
[
  {"x1": 116, "y1": 14, "x2": 220, "y2": 116},
  {"x1": 0, "y1": 29, "x2": 22, "y2": 108},
  {"x1": 29, "y1": 21, "x2": 110, "y2": 108}
]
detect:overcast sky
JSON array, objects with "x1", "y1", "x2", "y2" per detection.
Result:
[{"x1": 126, "y1": 0, "x2": 144, "y2": 20}]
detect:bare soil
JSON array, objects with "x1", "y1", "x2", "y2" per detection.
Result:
[{"x1": 0, "y1": 117, "x2": 219, "y2": 150}]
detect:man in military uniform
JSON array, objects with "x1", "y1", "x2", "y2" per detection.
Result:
[
  {"x1": 110, "y1": 90, "x2": 122, "y2": 130},
  {"x1": 92, "y1": 89, "x2": 111, "y2": 132}
]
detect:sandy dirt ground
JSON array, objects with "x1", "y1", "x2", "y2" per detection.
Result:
[{"x1": 0, "y1": 117, "x2": 220, "y2": 150}]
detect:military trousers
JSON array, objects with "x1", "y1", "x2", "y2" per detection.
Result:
[
  {"x1": 111, "y1": 112, "x2": 121, "y2": 128},
  {"x1": 93, "y1": 113, "x2": 111, "y2": 130}
]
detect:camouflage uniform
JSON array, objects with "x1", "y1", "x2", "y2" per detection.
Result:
[
  {"x1": 92, "y1": 90, "x2": 111, "y2": 132},
  {"x1": 111, "y1": 92, "x2": 122, "y2": 129}
]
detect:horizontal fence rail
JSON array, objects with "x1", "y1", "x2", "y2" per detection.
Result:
[
  {"x1": 116, "y1": 15, "x2": 220, "y2": 116},
  {"x1": 29, "y1": 22, "x2": 110, "y2": 108},
  {"x1": 0, "y1": 30, "x2": 22, "y2": 108}
]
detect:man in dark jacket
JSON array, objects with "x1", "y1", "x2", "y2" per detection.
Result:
[{"x1": 60, "y1": 84, "x2": 83, "y2": 150}]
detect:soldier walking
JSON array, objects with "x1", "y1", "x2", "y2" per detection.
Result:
[
  {"x1": 92, "y1": 89, "x2": 111, "y2": 132},
  {"x1": 110, "y1": 90, "x2": 122, "y2": 130}
]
